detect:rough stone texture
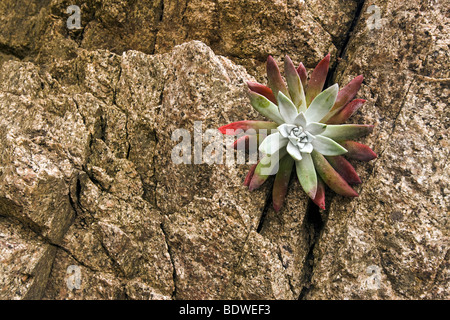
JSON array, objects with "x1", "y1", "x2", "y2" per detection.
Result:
[
  {"x1": 0, "y1": 0, "x2": 448, "y2": 300},
  {"x1": 304, "y1": 0, "x2": 449, "y2": 299},
  {"x1": 0, "y1": 0, "x2": 360, "y2": 78},
  {"x1": 0, "y1": 41, "x2": 313, "y2": 299}
]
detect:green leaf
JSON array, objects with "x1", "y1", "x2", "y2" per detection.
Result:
[
  {"x1": 267, "y1": 55, "x2": 290, "y2": 100},
  {"x1": 305, "y1": 54, "x2": 330, "y2": 106},
  {"x1": 248, "y1": 90, "x2": 285, "y2": 124},
  {"x1": 305, "y1": 84, "x2": 339, "y2": 123},
  {"x1": 277, "y1": 92, "x2": 299, "y2": 124},
  {"x1": 320, "y1": 124, "x2": 374, "y2": 140},
  {"x1": 259, "y1": 132, "x2": 288, "y2": 155},
  {"x1": 284, "y1": 55, "x2": 307, "y2": 112},
  {"x1": 272, "y1": 156, "x2": 294, "y2": 212},
  {"x1": 295, "y1": 153, "x2": 317, "y2": 199},
  {"x1": 311, "y1": 150, "x2": 358, "y2": 197},
  {"x1": 311, "y1": 135, "x2": 347, "y2": 156}
]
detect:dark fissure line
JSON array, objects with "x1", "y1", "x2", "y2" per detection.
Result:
[
  {"x1": 298, "y1": 0, "x2": 367, "y2": 299},
  {"x1": 160, "y1": 222, "x2": 178, "y2": 299},
  {"x1": 298, "y1": 199, "x2": 324, "y2": 300},
  {"x1": 326, "y1": 0, "x2": 367, "y2": 85},
  {"x1": 256, "y1": 179, "x2": 274, "y2": 233}
]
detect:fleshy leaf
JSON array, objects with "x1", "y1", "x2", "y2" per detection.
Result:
[
  {"x1": 295, "y1": 153, "x2": 317, "y2": 199},
  {"x1": 312, "y1": 175, "x2": 326, "y2": 210},
  {"x1": 272, "y1": 156, "x2": 294, "y2": 212},
  {"x1": 338, "y1": 140, "x2": 377, "y2": 161},
  {"x1": 325, "y1": 155, "x2": 362, "y2": 184},
  {"x1": 247, "y1": 81, "x2": 277, "y2": 104},
  {"x1": 293, "y1": 112, "x2": 307, "y2": 127},
  {"x1": 259, "y1": 132, "x2": 288, "y2": 155},
  {"x1": 278, "y1": 123, "x2": 296, "y2": 138},
  {"x1": 249, "y1": 151, "x2": 287, "y2": 190},
  {"x1": 311, "y1": 135, "x2": 347, "y2": 156},
  {"x1": 231, "y1": 134, "x2": 261, "y2": 151},
  {"x1": 278, "y1": 92, "x2": 299, "y2": 124},
  {"x1": 244, "y1": 162, "x2": 258, "y2": 187},
  {"x1": 296, "y1": 62, "x2": 308, "y2": 88},
  {"x1": 332, "y1": 75, "x2": 363, "y2": 112},
  {"x1": 325, "y1": 99, "x2": 366, "y2": 124},
  {"x1": 321, "y1": 124, "x2": 374, "y2": 140},
  {"x1": 284, "y1": 55, "x2": 307, "y2": 112},
  {"x1": 305, "y1": 54, "x2": 330, "y2": 106},
  {"x1": 219, "y1": 120, "x2": 278, "y2": 134},
  {"x1": 248, "y1": 90, "x2": 285, "y2": 124},
  {"x1": 267, "y1": 55, "x2": 290, "y2": 99},
  {"x1": 305, "y1": 84, "x2": 339, "y2": 123},
  {"x1": 305, "y1": 122, "x2": 327, "y2": 135},
  {"x1": 287, "y1": 141, "x2": 303, "y2": 160},
  {"x1": 311, "y1": 150, "x2": 358, "y2": 197}
]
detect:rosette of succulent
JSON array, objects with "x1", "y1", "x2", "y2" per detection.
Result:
[{"x1": 219, "y1": 54, "x2": 377, "y2": 211}]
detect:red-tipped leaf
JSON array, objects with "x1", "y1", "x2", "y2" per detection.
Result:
[
  {"x1": 311, "y1": 150, "x2": 358, "y2": 197},
  {"x1": 247, "y1": 81, "x2": 277, "y2": 104},
  {"x1": 284, "y1": 55, "x2": 306, "y2": 109},
  {"x1": 244, "y1": 163, "x2": 258, "y2": 187},
  {"x1": 312, "y1": 176, "x2": 326, "y2": 210},
  {"x1": 326, "y1": 99, "x2": 366, "y2": 124},
  {"x1": 296, "y1": 62, "x2": 308, "y2": 88},
  {"x1": 272, "y1": 156, "x2": 294, "y2": 212},
  {"x1": 231, "y1": 134, "x2": 261, "y2": 154},
  {"x1": 321, "y1": 124, "x2": 374, "y2": 140},
  {"x1": 266, "y1": 55, "x2": 290, "y2": 99},
  {"x1": 333, "y1": 75, "x2": 364, "y2": 111},
  {"x1": 305, "y1": 54, "x2": 330, "y2": 106},
  {"x1": 338, "y1": 140, "x2": 377, "y2": 161},
  {"x1": 325, "y1": 156, "x2": 362, "y2": 185},
  {"x1": 218, "y1": 120, "x2": 277, "y2": 134}
]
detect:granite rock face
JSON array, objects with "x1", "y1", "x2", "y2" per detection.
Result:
[
  {"x1": 0, "y1": 0, "x2": 448, "y2": 300},
  {"x1": 0, "y1": 0, "x2": 360, "y2": 77},
  {"x1": 303, "y1": 0, "x2": 449, "y2": 300},
  {"x1": 0, "y1": 41, "x2": 313, "y2": 299}
]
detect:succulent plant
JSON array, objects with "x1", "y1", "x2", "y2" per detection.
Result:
[{"x1": 219, "y1": 54, "x2": 377, "y2": 211}]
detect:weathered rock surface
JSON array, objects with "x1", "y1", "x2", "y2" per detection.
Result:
[
  {"x1": 304, "y1": 0, "x2": 449, "y2": 299},
  {"x1": 0, "y1": 41, "x2": 314, "y2": 299},
  {"x1": 0, "y1": 0, "x2": 360, "y2": 77},
  {"x1": 0, "y1": 0, "x2": 448, "y2": 300}
]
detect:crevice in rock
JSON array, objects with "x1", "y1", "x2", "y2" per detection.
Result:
[
  {"x1": 0, "y1": 43, "x2": 28, "y2": 60},
  {"x1": 326, "y1": 0, "x2": 366, "y2": 85},
  {"x1": 97, "y1": 235, "x2": 128, "y2": 278},
  {"x1": 297, "y1": 0, "x2": 367, "y2": 299},
  {"x1": 47, "y1": 241, "x2": 97, "y2": 273},
  {"x1": 275, "y1": 246, "x2": 296, "y2": 297},
  {"x1": 160, "y1": 222, "x2": 177, "y2": 299},
  {"x1": 152, "y1": 0, "x2": 166, "y2": 54},
  {"x1": 0, "y1": 199, "x2": 44, "y2": 238},
  {"x1": 256, "y1": 180, "x2": 274, "y2": 233},
  {"x1": 298, "y1": 199, "x2": 324, "y2": 300}
]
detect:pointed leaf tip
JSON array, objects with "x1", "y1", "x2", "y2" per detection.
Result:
[
  {"x1": 339, "y1": 140, "x2": 377, "y2": 161},
  {"x1": 329, "y1": 74, "x2": 364, "y2": 115},
  {"x1": 296, "y1": 62, "x2": 308, "y2": 88},
  {"x1": 311, "y1": 151, "x2": 358, "y2": 197},
  {"x1": 284, "y1": 56, "x2": 306, "y2": 111},
  {"x1": 244, "y1": 163, "x2": 258, "y2": 187},
  {"x1": 247, "y1": 81, "x2": 277, "y2": 104},
  {"x1": 305, "y1": 54, "x2": 330, "y2": 105},
  {"x1": 312, "y1": 176, "x2": 326, "y2": 210},
  {"x1": 266, "y1": 55, "x2": 290, "y2": 100},
  {"x1": 326, "y1": 155, "x2": 362, "y2": 185},
  {"x1": 325, "y1": 99, "x2": 366, "y2": 124},
  {"x1": 272, "y1": 156, "x2": 294, "y2": 212}
]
